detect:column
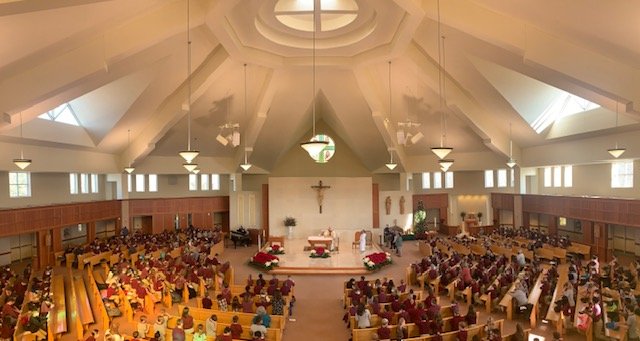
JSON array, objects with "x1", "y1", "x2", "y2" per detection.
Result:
[{"x1": 87, "y1": 221, "x2": 96, "y2": 242}]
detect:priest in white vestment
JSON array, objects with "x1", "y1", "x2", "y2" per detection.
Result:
[
  {"x1": 320, "y1": 227, "x2": 338, "y2": 251},
  {"x1": 359, "y1": 230, "x2": 367, "y2": 252}
]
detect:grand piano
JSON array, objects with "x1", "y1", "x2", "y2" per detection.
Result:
[{"x1": 230, "y1": 227, "x2": 251, "y2": 248}]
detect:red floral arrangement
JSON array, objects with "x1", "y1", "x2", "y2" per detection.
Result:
[
  {"x1": 266, "y1": 244, "x2": 285, "y2": 255},
  {"x1": 363, "y1": 252, "x2": 392, "y2": 271},
  {"x1": 310, "y1": 246, "x2": 330, "y2": 258},
  {"x1": 249, "y1": 251, "x2": 280, "y2": 270}
]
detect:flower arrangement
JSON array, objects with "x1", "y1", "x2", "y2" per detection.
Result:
[
  {"x1": 284, "y1": 216, "x2": 297, "y2": 227},
  {"x1": 363, "y1": 252, "x2": 392, "y2": 271},
  {"x1": 266, "y1": 244, "x2": 285, "y2": 255},
  {"x1": 309, "y1": 246, "x2": 330, "y2": 258},
  {"x1": 249, "y1": 251, "x2": 280, "y2": 270}
]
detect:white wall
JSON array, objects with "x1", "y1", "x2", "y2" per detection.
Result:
[{"x1": 268, "y1": 177, "x2": 372, "y2": 239}]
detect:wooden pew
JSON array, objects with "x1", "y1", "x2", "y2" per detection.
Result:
[
  {"x1": 13, "y1": 268, "x2": 38, "y2": 341},
  {"x1": 85, "y1": 268, "x2": 110, "y2": 332},
  {"x1": 55, "y1": 251, "x2": 65, "y2": 266},
  {"x1": 65, "y1": 253, "x2": 75, "y2": 270},
  {"x1": 418, "y1": 241, "x2": 432, "y2": 257},
  {"x1": 573, "y1": 284, "x2": 592, "y2": 341},
  {"x1": 67, "y1": 272, "x2": 84, "y2": 340},
  {"x1": 50, "y1": 275, "x2": 67, "y2": 339},
  {"x1": 73, "y1": 274, "x2": 95, "y2": 333},
  {"x1": 176, "y1": 304, "x2": 285, "y2": 330},
  {"x1": 526, "y1": 270, "x2": 545, "y2": 328},
  {"x1": 602, "y1": 288, "x2": 628, "y2": 340},
  {"x1": 119, "y1": 289, "x2": 134, "y2": 322},
  {"x1": 545, "y1": 266, "x2": 568, "y2": 335},
  {"x1": 567, "y1": 243, "x2": 591, "y2": 259},
  {"x1": 210, "y1": 239, "x2": 225, "y2": 256}
]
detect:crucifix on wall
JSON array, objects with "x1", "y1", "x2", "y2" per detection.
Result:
[{"x1": 311, "y1": 180, "x2": 331, "y2": 213}]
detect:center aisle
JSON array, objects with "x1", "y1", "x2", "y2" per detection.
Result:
[{"x1": 228, "y1": 243, "x2": 415, "y2": 341}]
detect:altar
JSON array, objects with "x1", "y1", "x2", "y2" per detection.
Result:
[{"x1": 307, "y1": 236, "x2": 333, "y2": 249}]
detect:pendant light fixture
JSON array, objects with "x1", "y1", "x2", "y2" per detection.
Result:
[
  {"x1": 192, "y1": 168, "x2": 200, "y2": 174},
  {"x1": 300, "y1": 1, "x2": 328, "y2": 158},
  {"x1": 384, "y1": 61, "x2": 398, "y2": 171},
  {"x1": 123, "y1": 129, "x2": 135, "y2": 174},
  {"x1": 430, "y1": 0, "x2": 453, "y2": 161},
  {"x1": 240, "y1": 148, "x2": 252, "y2": 171},
  {"x1": 608, "y1": 99, "x2": 626, "y2": 158},
  {"x1": 240, "y1": 64, "x2": 252, "y2": 171},
  {"x1": 506, "y1": 123, "x2": 517, "y2": 168},
  {"x1": 13, "y1": 112, "x2": 31, "y2": 170},
  {"x1": 439, "y1": 159, "x2": 453, "y2": 172},
  {"x1": 179, "y1": 0, "x2": 199, "y2": 170},
  {"x1": 385, "y1": 149, "x2": 397, "y2": 170}
]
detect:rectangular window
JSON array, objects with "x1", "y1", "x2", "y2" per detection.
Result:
[
  {"x1": 421, "y1": 172, "x2": 431, "y2": 189},
  {"x1": 69, "y1": 173, "x2": 78, "y2": 194},
  {"x1": 611, "y1": 161, "x2": 633, "y2": 188},
  {"x1": 433, "y1": 172, "x2": 442, "y2": 189},
  {"x1": 90, "y1": 174, "x2": 99, "y2": 193},
  {"x1": 543, "y1": 167, "x2": 552, "y2": 187},
  {"x1": 497, "y1": 169, "x2": 507, "y2": 188},
  {"x1": 510, "y1": 168, "x2": 515, "y2": 187},
  {"x1": 127, "y1": 174, "x2": 132, "y2": 193},
  {"x1": 201, "y1": 174, "x2": 210, "y2": 191},
  {"x1": 135, "y1": 174, "x2": 145, "y2": 192},
  {"x1": 8, "y1": 172, "x2": 31, "y2": 198},
  {"x1": 80, "y1": 173, "x2": 89, "y2": 193},
  {"x1": 484, "y1": 170, "x2": 494, "y2": 188},
  {"x1": 148, "y1": 174, "x2": 158, "y2": 192},
  {"x1": 211, "y1": 174, "x2": 221, "y2": 190},
  {"x1": 444, "y1": 172, "x2": 454, "y2": 189},
  {"x1": 553, "y1": 166, "x2": 562, "y2": 187},
  {"x1": 564, "y1": 166, "x2": 573, "y2": 188},
  {"x1": 188, "y1": 174, "x2": 198, "y2": 191}
]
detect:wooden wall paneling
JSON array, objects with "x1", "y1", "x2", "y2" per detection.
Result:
[
  {"x1": 582, "y1": 220, "x2": 594, "y2": 245},
  {"x1": 548, "y1": 216, "x2": 558, "y2": 236},
  {"x1": 52, "y1": 227, "x2": 62, "y2": 253},
  {"x1": 522, "y1": 212, "x2": 530, "y2": 229},
  {"x1": 372, "y1": 183, "x2": 379, "y2": 229}
]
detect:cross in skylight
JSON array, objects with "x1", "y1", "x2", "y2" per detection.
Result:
[{"x1": 38, "y1": 103, "x2": 80, "y2": 126}]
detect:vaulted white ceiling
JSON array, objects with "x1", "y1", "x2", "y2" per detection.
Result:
[{"x1": 1, "y1": 0, "x2": 639, "y2": 174}]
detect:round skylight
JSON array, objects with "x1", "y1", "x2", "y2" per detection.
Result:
[{"x1": 274, "y1": 0, "x2": 359, "y2": 32}]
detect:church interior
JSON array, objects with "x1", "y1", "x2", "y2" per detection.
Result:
[{"x1": 1, "y1": 0, "x2": 639, "y2": 340}]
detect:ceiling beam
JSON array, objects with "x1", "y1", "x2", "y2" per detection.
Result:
[
  {"x1": 353, "y1": 66, "x2": 410, "y2": 170},
  {"x1": 233, "y1": 68, "x2": 278, "y2": 166},
  {"x1": 420, "y1": 0, "x2": 640, "y2": 114},
  {"x1": 123, "y1": 45, "x2": 232, "y2": 168},
  {"x1": 0, "y1": 0, "x2": 112, "y2": 17},
  {"x1": 406, "y1": 42, "x2": 520, "y2": 162}
]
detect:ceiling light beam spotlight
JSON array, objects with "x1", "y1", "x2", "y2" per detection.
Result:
[{"x1": 300, "y1": 1, "x2": 328, "y2": 159}]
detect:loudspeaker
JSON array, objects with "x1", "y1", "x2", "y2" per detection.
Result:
[{"x1": 168, "y1": 175, "x2": 177, "y2": 185}]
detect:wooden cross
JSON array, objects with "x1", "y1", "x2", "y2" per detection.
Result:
[{"x1": 311, "y1": 180, "x2": 331, "y2": 213}]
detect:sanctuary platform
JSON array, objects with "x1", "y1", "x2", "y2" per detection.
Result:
[{"x1": 267, "y1": 237, "x2": 384, "y2": 275}]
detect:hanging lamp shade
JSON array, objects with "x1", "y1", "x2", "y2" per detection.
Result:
[
  {"x1": 240, "y1": 163, "x2": 252, "y2": 171},
  {"x1": 124, "y1": 166, "x2": 135, "y2": 174},
  {"x1": 439, "y1": 159, "x2": 454, "y2": 172},
  {"x1": 431, "y1": 147, "x2": 453, "y2": 159},
  {"x1": 183, "y1": 163, "x2": 198, "y2": 172},
  {"x1": 385, "y1": 162, "x2": 397, "y2": 170},
  {"x1": 13, "y1": 158, "x2": 31, "y2": 170},
  {"x1": 608, "y1": 147, "x2": 626, "y2": 158},
  {"x1": 192, "y1": 168, "x2": 200, "y2": 174},
  {"x1": 506, "y1": 158, "x2": 517, "y2": 169},
  {"x1": 301, "y1": 140, "x2": 328, "y2": 157},
  {"x1": 179, "y1": 150, "x2": 199, "y2": 163}
]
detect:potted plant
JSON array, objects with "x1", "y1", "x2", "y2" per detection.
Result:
[
  {"x1": 284, "y1": 216, "x2": 296, "y2": 238},
  {"x1": 413, "y1": 200, "x2": 427, "y2": 239},
  {"x1": 477, "y1": 212, "x2": 483, "y2": 225},
  {"x1": 460, "y1": 211, "x2": 466, "y2": 221}
]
